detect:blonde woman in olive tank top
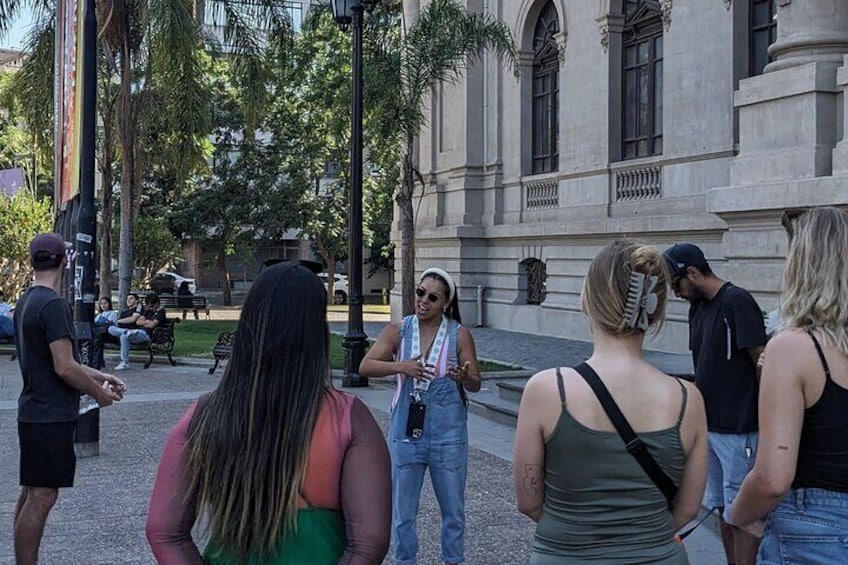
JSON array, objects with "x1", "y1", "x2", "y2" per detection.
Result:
[{"x1": 513, "y1": 240, "x2": 708, "y2": 564}]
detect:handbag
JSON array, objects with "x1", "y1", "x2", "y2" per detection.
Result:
[{"x1": 572, "y1": 362, "x2": 679, "y2": 507}]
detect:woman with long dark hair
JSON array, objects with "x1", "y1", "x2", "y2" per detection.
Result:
[
  {"x1": 730, "y1": 207, "x2": 848, "y2": 564},
  {"x1": 360, "y1": 268, "x2": 481, "y2": 565},
  {"x1": 146, "y1": 262, "x2": 391, "y2": 564}
]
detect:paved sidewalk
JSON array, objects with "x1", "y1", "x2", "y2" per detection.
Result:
[
  {"x1": 0, "y1": 350, "x2": 723, "y2": 564},
  {"x1": 330, "y1": 322, "x2": 694, "y2": 376}
]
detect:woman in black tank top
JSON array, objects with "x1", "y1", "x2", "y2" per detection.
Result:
[{"x1": 730, "y1": 207, "x2": 848, "y2": 565}]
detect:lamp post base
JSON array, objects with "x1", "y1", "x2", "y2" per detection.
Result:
[{"x1": 342, "y1": 372, "x2": 369, "y2": 387}]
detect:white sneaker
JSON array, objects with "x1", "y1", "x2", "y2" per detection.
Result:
[{"x1": 114, "y1": 362, "x2": 129, "y2": 371}]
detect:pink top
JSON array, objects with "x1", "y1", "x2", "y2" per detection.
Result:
[{"x1": 146, "y1": 389, "x2": 391, "y2": 564}]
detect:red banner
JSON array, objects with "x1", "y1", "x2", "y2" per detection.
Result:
[{"x1": 54, "y1": 0, "x2": 83, "y2": 208}]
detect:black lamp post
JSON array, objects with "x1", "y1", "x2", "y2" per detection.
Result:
[{"x1": 332, "y1": 0, "x2": 373, "y2": 387}]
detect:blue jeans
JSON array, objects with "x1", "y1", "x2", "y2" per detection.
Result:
[
  {"x1": 107, "y1": 326, "x2": 149, "y2": 363},
  {"x1": 703, "y1": 432, "x2": 757, "y2": 521},
  {"x1": 389, "y1": 377, "x2": 468, "y2": 565},
  {"x1": 759, "y1": 488, "x2": 848, "y2": 564},
  {"x1": 0, "y1": 315, "x2": 13, "y2": 338}
]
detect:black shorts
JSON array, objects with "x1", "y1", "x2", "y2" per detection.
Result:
[{"x1": 18, "y1": 421, "x2": 77, "y2": 488}]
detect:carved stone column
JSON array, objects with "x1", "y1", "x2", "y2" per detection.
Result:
[
  {"x1": 766, "y1": 0, "x2": 848, "y2": 73},
  {"x1": 832, "y1": 55, "x2": 848, "y2": 175},
  {"x1": 729, "y1": 0, "x2": 848, "y2": 185}
]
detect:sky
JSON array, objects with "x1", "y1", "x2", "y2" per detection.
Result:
[{"x1": 1, "y1": 6, "x2": 36, "y2": 50}]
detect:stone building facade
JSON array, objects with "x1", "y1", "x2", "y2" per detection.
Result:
[{"x1": 392, "y1": 0, "x2": 848, "y2": 353}]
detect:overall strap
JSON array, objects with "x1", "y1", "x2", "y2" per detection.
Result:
[
  {"x1": 555, "y1": 367, "x2": 566, "y2": 405},
  {"x1": 448, "y1": 319, "x2": 468, "y2": 407},
  {"x1": 807, "y1": 330, "x2": 832, "y2": 381},
  {"x1": 573, "y1": 362, "x2": 678, "y2": 508},
  {"x1": 399, "y1": 315, "x2": 414, "y2": 361}
]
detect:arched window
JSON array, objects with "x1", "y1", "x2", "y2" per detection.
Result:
[
  {"x1": 521, "y1": 258, "x2": 547, "y2": 305},
  {"x1": 750, "y1": 0, "x2": 776, "y2": 76},
  {"x1": 622, "y1": 0, "x2": 663, "y2": 160},
  {"x1": 532, "y1": 2, "x2": 560, "y2": 174}
]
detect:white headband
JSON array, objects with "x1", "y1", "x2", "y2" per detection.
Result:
[{"x1": 421, "y1": 267, "x2": 456, "y2": 302}]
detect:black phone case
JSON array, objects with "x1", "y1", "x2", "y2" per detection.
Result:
[{"x1": 406, "y1": 402, "x2": 426, "y2": 439}]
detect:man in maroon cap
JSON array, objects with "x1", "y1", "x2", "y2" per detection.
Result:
[{"x1": 12, "y1": 233, "x2": 126, "y2": 565}]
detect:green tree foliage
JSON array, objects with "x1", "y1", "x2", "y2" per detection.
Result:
[
  {"x1": 366, "y1": 0, "x2": 518, "y2": 314},
  {"x1": 0, "y1": 67, "x2": 54, "y2": 199},
  {"x1": 170, "y1": 61, "x2": 299, "y2": 306},
  {"x1": 0, "y1": 192, "x2": 53, "y2": 299},
  {"x1": 132, "y1": 216, "x2": 183, "y2": 285}
]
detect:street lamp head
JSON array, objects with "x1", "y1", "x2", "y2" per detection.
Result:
[{"x1": 331, "y1": 0, "x2": 377, "y2": 25}]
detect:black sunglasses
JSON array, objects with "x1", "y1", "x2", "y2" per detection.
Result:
[{"x1": 415, "y1": 288, "x2": 441, "y2": 302}]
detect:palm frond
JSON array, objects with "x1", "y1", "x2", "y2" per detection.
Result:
[
  {"x1": 404, "y1": 0, "x2": 517, "y2": 109},
  {"x1": 13, "y1": 13, "x2": 54, "y2": 142}
]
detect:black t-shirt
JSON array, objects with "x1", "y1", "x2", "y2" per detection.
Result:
[
  {"x1": 690, "y1": 282, "x2": 767, "y2": 433},
  {"x1": 117, "y1": 305, "x2": 142, "y2": 329},
  {"x1": 140, "y1": 307, "x2": 167, "y2": 336},
  {"x1": 14, "y1": 286, "x2": 79, "y2": 423}
]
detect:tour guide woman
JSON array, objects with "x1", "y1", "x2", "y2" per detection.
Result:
[
  {"x1": 146, "y1": 261, "x2": 391, "y2": 564},
  {"x1": 360, "y1": 268, "x2": 481, "y2": 565}
]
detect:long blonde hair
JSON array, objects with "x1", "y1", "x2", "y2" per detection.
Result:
[
  {"x1": 583, "y1": 240, "x2": 669, "y2": 336},
  {"x1": 780, "y1": 206, "x2": 848, "y2": 355}
]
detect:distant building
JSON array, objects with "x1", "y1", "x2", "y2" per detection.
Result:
[
  {"x1": 397, "y1": 0, "x2": 848, "y2": 352},
  {"x1": 0, "y1": 48, "x2": 27, "y2": 72}
]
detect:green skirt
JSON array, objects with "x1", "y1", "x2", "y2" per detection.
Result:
[{"x1": 204, "y1": 508, "x2": 346, "y2": 564}]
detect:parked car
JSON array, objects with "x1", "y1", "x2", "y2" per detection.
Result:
[
  {"x1": 317, "y1": 273, "x2": 348, "y2": 305},
  {"x1": 151, "y1": 271, "x2": 197, "y2": 295}
]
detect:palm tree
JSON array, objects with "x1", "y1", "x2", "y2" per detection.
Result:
[
  {"x1": 0, "y1": 0, "x2": 291, "y2": 303},
  {"x1": 367, "y1": 0, "x2": 517, "y2": 314}
]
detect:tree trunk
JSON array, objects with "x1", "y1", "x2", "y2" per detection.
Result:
[
  {"x1": 117, "y1": 36, "x2": 136, "y2": 304},
  {"x1": 98, "y1": 92, "x2": 116, "y2": 300},
  {"x1": 397, "y1": 135, "x2": 416, "y2": 316},
  {"x1": 326, "y1": 256, "x2": 336, "y2": 306},
  {"x1": 218, "y1": 245, "x2": 232, "y2": 306},
  {"x1": 99, "y1": 162, "x2": 114, "y2": 300}
]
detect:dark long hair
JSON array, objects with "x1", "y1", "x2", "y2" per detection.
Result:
[
  {"x1": 422, "y1": 272, "x2": 462, "y2": 323},
  {"x1": 185, "y1": 262, "x2": 331, "y2": 559}
]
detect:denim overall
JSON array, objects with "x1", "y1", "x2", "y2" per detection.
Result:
[{"x1": 389, "y1": 315, "x2": 468, "y2": 565}]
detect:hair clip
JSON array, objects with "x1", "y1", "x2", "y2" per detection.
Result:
[{"x1": 623, "y1": 272, "x2": 658, "y2": 330}]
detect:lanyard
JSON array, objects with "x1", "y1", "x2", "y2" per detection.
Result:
[{"x1": 409, "y1": 316, "x2": 447, "y2": 396}]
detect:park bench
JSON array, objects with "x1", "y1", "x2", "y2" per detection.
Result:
[
  {"x1": 157, "y1": 294, "x2": 210, "y2": 320},
  {"x1": 209, "y1": 330, "x2": 236, "y2": 374},
  {"x1": 102, "y1": 318, "x2": 181, "y2": 369},
  {"x1": 1, "y1": 335, "x2": 16, "y2": 361}
]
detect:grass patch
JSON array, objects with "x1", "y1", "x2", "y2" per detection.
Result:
[
  {"x1": 327, "y1": 304, "x2": 390, "y2": 314},
  {"x1": 166, "y1": 320, "x2": 518, "y2": 372}
]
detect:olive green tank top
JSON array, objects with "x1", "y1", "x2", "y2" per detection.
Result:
[{"x1": 531, "y1": 370, "x2": 689, "y2": 565}]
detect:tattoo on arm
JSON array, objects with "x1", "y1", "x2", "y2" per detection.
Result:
[
  {"x1": 777, "y1": 445, "x2": 789, "y2": 451},
  {"x1": 523, "y1": 464, "x2": 543, "y2": 498}
]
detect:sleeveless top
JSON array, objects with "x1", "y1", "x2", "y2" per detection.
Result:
[
  {"x1": 793, "y1": 332, "x2": 848, "y2": 493},
  {"x1": 532, "y1": 370, "x2": 689, "y2": 565}
]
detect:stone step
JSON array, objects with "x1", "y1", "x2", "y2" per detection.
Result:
[
  {"x1": 469, "y1": 394, "x2": 520, "y2": 428},
  {"x1": 496, "y1": 378, "x2": 528, "y2": 404}
]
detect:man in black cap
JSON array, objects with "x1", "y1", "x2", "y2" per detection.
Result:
[
  {"x1": 13, "y1": 233, "x2": 126, "y2": 565},
  {"x1": 663, "y1": 243, "x2": 766, "y2": 565}
]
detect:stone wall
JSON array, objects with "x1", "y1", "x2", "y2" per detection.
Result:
[{"x1": 394, "y1": 0, "x2": 848, "y2": 353}]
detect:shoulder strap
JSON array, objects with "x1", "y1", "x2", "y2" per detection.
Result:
[
  {"x1": 808, "y1": 330, "x2": 832, "y2": 380},
  {"x1": 573, "y1": 362, "x2": 678, "y2": 508},
  {"x1": 555, "y1": 367, "x2": 566, "y2": 405},
  {"x1": 399, "y1": 316, "x2": 414, "y2": 360},
  {"x1": 674, "y1": 378, "x2": 688, "y2": 426}
]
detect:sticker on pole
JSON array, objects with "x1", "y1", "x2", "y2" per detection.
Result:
[
  {"x1": 74, "y1": 266, "x2": 84, "y2": 301},
  {"x1": 75, "y1": 233, "x2": 93, "y2": 244}
]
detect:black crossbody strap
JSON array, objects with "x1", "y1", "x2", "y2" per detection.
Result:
[{"x1": 573, "y1": 362, "x2": 678, "y2": 508}]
